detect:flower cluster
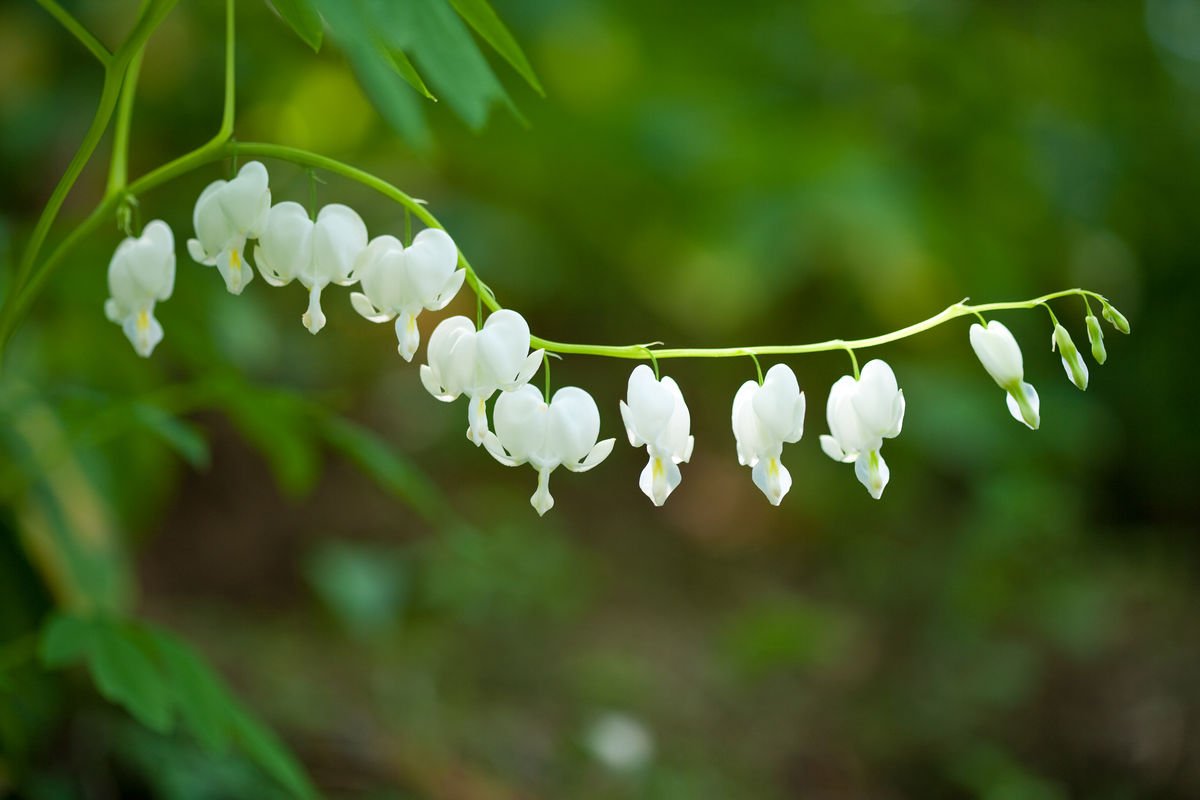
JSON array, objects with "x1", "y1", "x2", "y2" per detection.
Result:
[{"x1": 103, "y1": 161, "x2": 1126, "y2": 514}]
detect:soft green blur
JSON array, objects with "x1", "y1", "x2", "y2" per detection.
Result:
[{"x1": 1, "y1": 0, "x2": 1196, "y2": 797}]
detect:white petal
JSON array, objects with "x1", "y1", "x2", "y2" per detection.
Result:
[
  {"x1": 853, "y1": 449, "x2": 890, "y2": 500},
  {"x1": 350, "y1": 291, "x2": 392, "y2": 323},
  {"x1": 121, "y1": 307, "x2": 164, "y2": 358},
  {"x1": 531, "y1": 467, "x2": 555, "y2": 516},
  {"x1": 302, "y1": 284, "x2": 326, "y2": 333},
  {"x1": 819, "y1": 434, "x2": 850, "y2": 463},
  {"x1": 970, "y1": 320, "x2": 1024, "y2": 387},
  {"x1": 424, "y1": 316, "x2": 476, "y2": 398},
  {"x1": 482, "y1": 431, "x2": 521, "y2": 466},
  {"x1": 311, "y1": 204, "x2": 367, "y2": 286},
  {"x1": 850, "y1": 359, "x2": 900, "y2": 435},
  {"x1": 548, "y1": 386, "x2": 601, "y2": 464},
  {"x1": 218, "y1": 161, "x2": 270, "y2": 238},
  {"x1": 395, "y1": 312, "x2": 421, "y2": 362},
  {"x1": 406, "y1": 227, "x2": 459, "y2": 304},
  {"x1": 493, "y1": 384, "x2": 547, "y2": 462},
  {"x1": 216, "y1": 243, "x2": 252, "y2": 295},
  {"x1": 569, "y1": 437, "x2": 615, "y2": 473},
  {"x1": 428, "y1": 269, "x2": 466, "y2": 311},
  {"x1": 885, "y1": 390, "x2": 906, "y2": 439},
  {"x1": 476, "y1": 309, "x2": 531, "y2": 386},
  {"x1": 826, "y1": 376, "x2": 869, "y2": 455},
  {"x1": 466, "y1": 393, "x2": 491, "y2": 445},
  {"x1": 753, "y1": 364, "x2": 802, "y2": 442},
  {"x1": 639, "y1": 455, "x2": 682, "y2": 506},
  {"x1": 626, "y1": 365, "x2": 674, "y2": 440},
  {"x1": 187, "y1": 237, "x2": 213, "y2": 266},
  {"x1": 255, "y1": 202, "x2": 312, "y2": 285},
  {"x1": 731, "y1": 380, "x2": 766, "y2": 466},
  {"x1": 619, "y1": 400, "x2": 643, "y2": 447},
  {"x1": 751, "y1": 456, "x2": 792, "y2": 506},
  {"x1": 419, "y1": 363, "x2": 458, "y2": 402},
  {"x1": 104, "y1": 298, "x2": 123, "y2": 323},
  {"x1": 509, "y1": 348, "x2": 544, "y2": 389},
  {"x1": 191, "y1": 180, "x2": 233, "y2": 258}
]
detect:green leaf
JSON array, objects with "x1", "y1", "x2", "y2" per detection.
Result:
[
  {"x1": 146, "y1": 630, "x2": 231, "y2": 753},
  {"x1": 88, "y1": 620, "x2": 174, "y2": 733},
  {"x1": 317, "y1": 414, "x2": 451, "y2": 524},
  {"x1": 267, "y1": 0, "x2": 324, "y2": 51},
  {"x1": 385, "y1": 49, "x2": 436, "y2": 101},
  {"x1": 446, "y1": 0, "x2": 544, "y2": 95},
  {"x1": 38, "y1": 613, "x2": 95, "y2": 666},
  {"x1": 228, "y1": 705, "x2": 318, "y2": 800},
  {"x1": 365, "y1": 0, "x2": 516, "y2": 129},
  {"x1": 130, "y1": 403, "x2": 210, "y2": 470},
  {"x1": 312, "y1": 0, "x2": 430, "y2": 149}
]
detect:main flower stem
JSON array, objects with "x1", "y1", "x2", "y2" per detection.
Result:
[{"x1": 0, "y1": 126, "x2": 1116, "y2": 367}]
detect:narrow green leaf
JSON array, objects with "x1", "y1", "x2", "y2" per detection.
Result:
[
  {"x1": 317, "y1": 414, "x2": 452, "y2": 525},
  {"x1": 446, "y1": 0, "x2": 544, "y2": 95},
  {"x1": 228, "y1": 705, "x2": 318, "y2": 800},
  {"x1": 385, "y1": 49, "x2": 436, "y2": 101},
  {"x1": 268, "y1": 0, "x2": 324, "y2": 51},
  {"x1": 89, "y1": 621, "x2": 174, "y2": 733},
  {"x1": 130, "y1": 403, "x2": 210, "y2": 470}
]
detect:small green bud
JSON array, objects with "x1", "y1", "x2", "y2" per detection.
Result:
[
  {"x1": 1052, "y1": 323, "x2": 1089, "y2": 391},
  {"x1": 1101, "y1": 301, "x2": 1130, "y2": 334},
  {"x1": 1085, "y1": 314, "x2": 1107, "y2": 364}
]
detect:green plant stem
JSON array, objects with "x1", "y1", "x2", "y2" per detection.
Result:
[
  {"x1": 107, "y1": 48, "x2": 144, "y2": 196},
  {"x1": 2, "y1": 1, "x2": 178, "y2": 352},
  {"x1": 35, "y1": 0, "x2": 112, "y2": 65},
  {"x1": 1, "y1": 132, "x2": 1118, "y2": 366}
]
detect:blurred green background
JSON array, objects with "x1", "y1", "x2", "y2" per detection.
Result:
[{"x1": 1, "y1": 0, "x2": 1197, "y2": 797}]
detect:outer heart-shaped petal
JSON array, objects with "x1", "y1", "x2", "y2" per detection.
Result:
[
  {"x1": 475, "y1": 309, "x2": 532, "y2": 390},
  {"x1": 752, "y1": 364, "x2": 805, "y2": 444},
  {"x1": 493, "y1": 384, "x2": 547, "y2": 464},
  {"x1": 310, "y1": 203, "x2": 367, "y2": 288},
  {"x1": 969, "y1": 321, "x2": 1024, "y2": 387},
  {"x1": 850, "y1": 360, "x2": 901, "y2": 436},
  {"x1": 254, "y1": 202, "x2": 313, "y2": 286},
  {"x1": 420, "y1": 316, "x2": 477, "y2": 400},
  {"x1": 187, "y1": 161, "x2": 271, "y2": 295},
  {"x1": 403, "y1": 228, "x2": 460, "y2": 305}
]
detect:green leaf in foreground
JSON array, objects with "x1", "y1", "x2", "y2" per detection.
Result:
[
  {"x1": 268, "y1": 0, "x2": 324, "y2": 51},
  {"x1": 447, "y1": 0, "x2": 544, "y2": 95},
  {"x1": 38, "y1": 613, "x2": 319, "y2": 798}
]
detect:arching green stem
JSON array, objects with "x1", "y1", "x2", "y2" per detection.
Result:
[{"x1": 35, "y1": 0, "x2": 112, "y2": 65}]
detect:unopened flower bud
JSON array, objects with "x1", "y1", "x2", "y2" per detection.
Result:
[
  {"x1": 1085, "y1": 314, "x2": 1107, "y2": 364},
  {"x1": 1101, "y1": 301, "x2": 1130, "y2": 334},
  {"x1": 1052, "y1": 324, "x2": 1089, "y2": 391}
]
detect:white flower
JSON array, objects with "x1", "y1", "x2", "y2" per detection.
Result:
[
  {"x1": 482, "y1": 384, "x2": 615, "y2": 516},
  {"x1": 186, "y1": 161, "x2": 270, "y2": 295},
  {"x1": 104, "y1": 220, "x2": 175, "y2": 357},
  {"x1": 1051, "y1": 323, "x2": 1089, "y2": 390},
  {"x1": 349, "y1": 228, "x2": 465, "y2": 361},
  {"x1": 731, "y1": 363, "x2": 806, "y2": 506},
  {"x1": 253, "y1": 202, "x2": 368, "y2": 334},
  {"x1": 420, "y1": 309, "x2": 544, "y2": 444},
  {"x1": 818, "y1": 359, "x2": 905, "y2": 500},
  {"x1": 968, "y1": 320, "x2": 1040, "y2": 430},
  {"x1": 620, "y1": 365, "x2": 695, "y2": 506}
]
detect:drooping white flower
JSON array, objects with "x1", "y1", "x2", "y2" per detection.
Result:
[
  {"x1": 731, "y1": 363, "x2": 806, "y2": 506},
  {"x1": 968, "y1": 320, "x2": 1040, "y2": 430},
  {"x1": 1051, "y1": 323, "x2": 1089, "y2": 390},
  {"x1": 482, "y1": 384, "x2": 615, "y2": 515},
  {"x1": 186, "y1": 161, "x2": 270, "y2": 295},
  {"x1": 253, "y1": 202, "x2": 368, "y2": 334},
  {"x1": 818, "y1": 359, "x2": 905, "y2": 500},
  {"x1": 104, "y1": 220, "x2": 175, "y2": 357},
  {"x1": 420, "y1": 309, "x2": 544, "y2": 444},
  {"x1": 349, "y1": 227, "x2": 465, "y2": 361},
  {"x1": 620, "y1": 365, "x2": 695, "y2": 506}
]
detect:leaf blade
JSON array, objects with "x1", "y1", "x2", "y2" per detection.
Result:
[
  {"x1": 267, "y1": 0, "x2": 324, "y2": 51},
  {"x1": 446, "y1": 0, "x2": 544, "y2": 95}
]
